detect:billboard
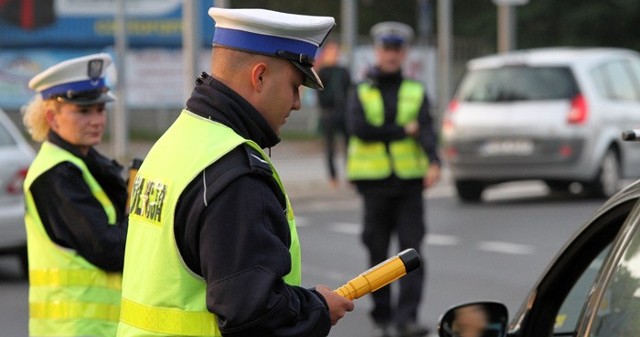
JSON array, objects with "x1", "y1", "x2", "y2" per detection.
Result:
[
  {"x1": 0, "y1": 48, "x2": 213, "y2": 110},
  {"x1": 0, "y1": 49, "x2": 115, "y2": 109},
  {"x1": 0, "y1": 0, "x2": 215, "y2": 48}
]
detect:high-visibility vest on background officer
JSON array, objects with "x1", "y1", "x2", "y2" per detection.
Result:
[
  {"x1": 23, "y1": 53, "x2": 128, "y2": 337},
  {"x1": 347, "y1": 79, "x2": 428, "y2": 180}
]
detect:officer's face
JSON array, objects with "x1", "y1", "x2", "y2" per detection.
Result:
[
  {"x1": 48, "y1": 102, "x2": 106, "y2": 154},
  {"x1": 375, "y1": 44, "x2": 407, "y2": 74},
  {"x1": 257, "y1": 59, "x2": 303, "y2": 135}
]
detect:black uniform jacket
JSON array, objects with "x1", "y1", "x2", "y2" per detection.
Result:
[
  {"x1": 346, "y1": 67, "x2": 442, "y2": 196},
  {"x1": 175, "y1": 74, "x2": 331, "y2": 337},
  {"x1": 29, "y1": 131, "x2": 128, "y2": 271}
]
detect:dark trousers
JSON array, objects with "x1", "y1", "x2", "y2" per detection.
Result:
[
  {"x1": 319, "y1": 107, "x2": 347, "y2": 180},
  {"x1": 360, "y1": 189, "x2": 426, "y2": 326}
]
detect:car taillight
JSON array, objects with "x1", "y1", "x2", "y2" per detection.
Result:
[
  {"x1": 6, "y1": 168, "x2": 28, "y2": 195},
  {"x1": 442, "y1": 99, "x2": 459, "y2": 136},
  {"x1": 567, "y1": 94, "x2": 588, "y2": 124},
  {"x1": 447, "y1": 99, "x2": 459, "y2": 113}
]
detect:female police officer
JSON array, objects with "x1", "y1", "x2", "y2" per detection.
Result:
[{"x1": 23, "y1": 53, "x2": 128, "y2": 337}]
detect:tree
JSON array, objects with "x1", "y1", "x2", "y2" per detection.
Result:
[{"x1": 226, "y1": 1, "x2": 640, "y2": 52}]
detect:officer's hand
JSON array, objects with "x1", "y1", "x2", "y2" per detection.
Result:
[
  {"x1": 315, "y1": 284, "x2": 355, "y2": 325},
  {"x1": 424, "y1": 164, "x2": 441, "y2": 189},
  {"x1": 404, "y1": 121, "x2": 419, "y2": 138}
]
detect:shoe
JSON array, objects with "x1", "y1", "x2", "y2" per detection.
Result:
[
  {"x1": 373, "y1": 323, "x2": 393, "y2": 337},
  {"x1": 396, "y1": 322, "x2": 431, "y2": 337}
]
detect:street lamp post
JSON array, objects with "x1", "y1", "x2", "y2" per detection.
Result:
[
  {"x1": 437, "y1": 0, "x2": 452, "y2": 119},
  {"x1": 113, "y1": 0, "x2": 128, "y2": 163},
  {"x1": 492, "y1": 0, "x2": 529, "y2": 53}
]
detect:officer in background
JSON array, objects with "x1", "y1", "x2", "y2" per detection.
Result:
[
  {"x1": 346, "y1": 21, "x2": 441, "y2": 337},
  {"x1": 316, "y1": 38, "x2": 352, "y2": 188},
  {"x1": 22, "y1": 53, "x2": 128, "y2": 337},
  {"x1": 117, "y1": 8, "x2": 354, "y2": 337}
]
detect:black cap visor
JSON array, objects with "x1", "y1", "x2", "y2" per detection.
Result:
[
  {"x1": 276, "y1": 50, "x2": 324, "y2": 90},
  {"x1": 291, "y1": 62, "x2": 324, "y2": 90},
  {"x1": 52, "y1": 88, "x2": 116, "y2": 105}
]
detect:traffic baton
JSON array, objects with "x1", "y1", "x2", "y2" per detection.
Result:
[{"x1": 334, "y1": 248, "x2": 421, "y2": 300}]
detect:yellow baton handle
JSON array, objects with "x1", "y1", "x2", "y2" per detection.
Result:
[{"x1": 335, "y1": 248, "x2": 421, "y2": 300}]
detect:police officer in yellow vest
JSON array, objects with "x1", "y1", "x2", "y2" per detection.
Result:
[
  {"x1": 346, "y1": 22, "x2": 441, "y2": 337},
  {"x1": 22, "y1": 53, "x2": 128, "y2": 337},
  {"x1": 117, "y1": 8, "x2": 354, "y2": 337}
]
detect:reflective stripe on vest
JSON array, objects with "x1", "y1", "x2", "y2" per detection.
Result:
[
  {"x1": 117, "y1": 110, "x2": 301, "y2": 337},
  {"x1": 24, "y1": 141, "x2": 121, "y2": 337},
  {"x1": 347, "y1": 80, "x2": 429, "y2": 180},
  {"x1": 119, "y1": 298, "x2": 219, "y2": 336}
]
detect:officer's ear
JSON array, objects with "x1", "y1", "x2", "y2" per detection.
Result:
[
  {"x1": 251, "y1": 63, "x2": 268, "y2": 92},
  {"x1": 45, "y1": 107, "x2": 59, "y2": 130}
]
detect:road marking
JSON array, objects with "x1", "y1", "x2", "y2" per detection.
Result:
[
  {"x1": 298, "y1": 219, "x2": 535, "y2": 256},
  {"x1": 477, "y1": 241, "x2": 535, "y2": 255},
  {"x1": 329, "y1": 222, "x2": 361, "y2": 234},
  {"x1": 425, "y1": 185, "x2": 456, "y2": 199},
  {"x1": 426, "y1": 234, "x2": 459, "y2": 246}
]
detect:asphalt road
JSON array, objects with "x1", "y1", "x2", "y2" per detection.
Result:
[{"x1": 291, "y1": 184, "x2": 604, "y2": 337}]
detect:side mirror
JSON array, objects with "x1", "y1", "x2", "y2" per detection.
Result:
[{"x1": 438, "y1": 301, "x2": 508, "y2": 337}]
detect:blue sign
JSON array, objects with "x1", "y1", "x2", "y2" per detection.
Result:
[
  {"x1": 0, "y1": 49, "x2": 117, "y2": 109},
  {"x1": 0, "y1": 0, "x2": 215, "y2": 48}
]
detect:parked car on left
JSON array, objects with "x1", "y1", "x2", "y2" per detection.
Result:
[{"x1": 0, "y1": 108, "x2": 35, "y2": 276}]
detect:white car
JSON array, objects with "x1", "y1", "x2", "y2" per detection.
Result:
[
  {"x1": 0, "y1": 108, "x2": 34, "y2": 275},
  {"x1": 442, "y1": 47, "x2": 640, "y2": 202}
]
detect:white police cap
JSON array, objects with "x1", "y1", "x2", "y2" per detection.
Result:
[
  {"x1": 370, "y1": 21, "x2": 414, "y2": 47},
  {"x1": 28, "y1": 53, "x2": 115, "y2": 105},
  {"x1": 208, "y1": 8, "x2": 335, "y2": 90}
]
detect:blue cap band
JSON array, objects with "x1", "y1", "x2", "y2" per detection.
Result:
[
  {"x1": 379, "y1": 36, "x2": 406, "y2": 45},
  {"x1": 213, "y1": 27, "x2": 317, "y2": 59},
  {"x1": 41, "y1": 78, "x2": 106, "y2": 99}
]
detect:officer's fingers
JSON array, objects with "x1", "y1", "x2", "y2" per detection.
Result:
[
  {"x1": 316, "y1": 285, "x2": 354, "y2": 325},
  {"x1": 344, "y1": 297, "x2": 355, "y2": 312}
]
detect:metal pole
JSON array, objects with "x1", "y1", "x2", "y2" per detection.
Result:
[
  {"x1": 340, "y1": 0, "x2": 357, "y2": 70},
  {"x1": 437, "y1": 0, "x2": 452, "y2": 119},
  {"x1": 182, "y1": 1, "x2": 201, "y2": 101},
  {"x1": 113, "y1": 0, "x2": 128, "y2": 163},
  {"x1": 416, "y1": 0, "x2": 432, "y2": 46},
  {"x1": 497, "y1": 4, "x2": 515, "y2": 53}
]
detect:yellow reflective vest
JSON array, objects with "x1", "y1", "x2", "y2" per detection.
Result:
[
  {"x1": 24, "y1": 141, "x2": 122, "y2": 337},
  {"x1": 347, "y1": 80, "x2": 429, "y2": 180},
  {"x1": 117, "y1": 110, "x2": 301, "y2": 337}
]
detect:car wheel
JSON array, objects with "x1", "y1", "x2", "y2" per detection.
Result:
[
  {"x1": 455, "y1": 180, "x2": 484, "y2": 203},
  {"x1": 587, "y1": 149, "x2": 620, "y2": 198},
  {"x1": 545, "y1": 180, "x2": 571, "y2": 193}
]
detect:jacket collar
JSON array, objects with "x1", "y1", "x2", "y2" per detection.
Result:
[{"x1": 185, "y1": 73, "x2": 280, "y2": 150}]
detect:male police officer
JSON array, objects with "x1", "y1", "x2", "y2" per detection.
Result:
[
  {"x1": 346, "y1": 21, "x2": 441, "y2": 337},
  {"x1": 117, "y1": 8, "x2": 354, "y2": 337}
]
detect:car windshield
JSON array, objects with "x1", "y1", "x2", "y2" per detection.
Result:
[{"x1": 457, "y1": 66, "x2": 579, "y2": 102}]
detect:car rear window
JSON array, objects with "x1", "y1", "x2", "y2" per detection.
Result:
[{"x1": 457, "y1": 66, "x2": 579, "y2": 102}]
